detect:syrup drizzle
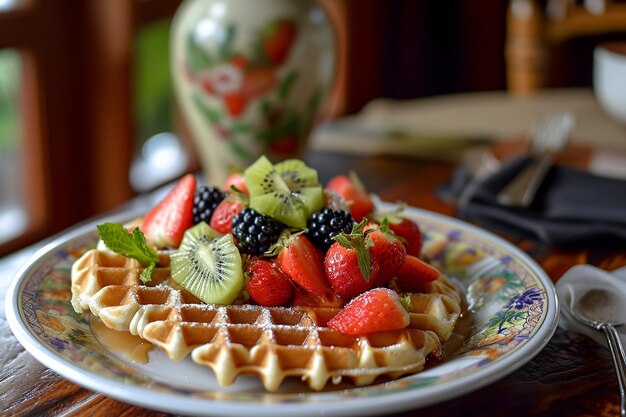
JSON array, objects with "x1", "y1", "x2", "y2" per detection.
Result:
[{"x1": 91, "y1": 316, "x2": 153, "y2": 364}]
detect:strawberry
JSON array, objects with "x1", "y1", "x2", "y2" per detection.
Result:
[
  {"x1": 141, "y1": 174, "x2": 196, "y2": 248},
  {"x1": 325, "y1": 173, "x2": 374, "y2": 222},
  {"x1": 209, "y1": 198, "x2": 245, "y2": 234},
  {"x1": 327, "y1": 288, "x2": 410, "y2": 335},
  {"x1": 324, "y1": 221, "x2": 379, "y2": 299},
  {"x1": 366, "y1": 220, "x2": 407, "y2": 287},
  {"x1": 277, "y1": 234, "x2": 332, "y2": 298},
  {"x1": 262, "y1": 20, "x2": 297, "y2": 65},
  {"x1": 374, "y1": 208, "x2": 423, "y2": 257},
  {"x1": 245, "y1": 259, "x2": 293, "y2": 307},
  {"x1": 224, "y1": 172, "x2": 248, "y2": 195},
  {"x1": 388, "y1": 218, "x2": 423, "y2": 257},
  {"x1": 291, "y1": 287, "x2": 344, "y2": 309},
  {"x1": 395, "y1": 255, "x2": 441, "y2": 292}
]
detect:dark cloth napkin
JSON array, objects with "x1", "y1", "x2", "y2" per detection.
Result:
[{"x1": 440, "y1": 156, "x2": 626, "y2": 246}]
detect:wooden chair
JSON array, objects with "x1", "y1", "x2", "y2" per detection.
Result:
[{"x1": 506, "y1": 0, "x2": 626, "y2": 95}]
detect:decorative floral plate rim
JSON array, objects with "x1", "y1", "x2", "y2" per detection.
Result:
[{"x1": 5, "y1": 203, "x2": 558, "y2": 417}]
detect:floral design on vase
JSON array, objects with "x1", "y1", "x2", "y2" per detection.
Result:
[{"x1": 172, "y1": 0, "x2": 335, "y2": 185}]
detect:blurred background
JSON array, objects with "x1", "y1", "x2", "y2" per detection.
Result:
[{"x1": 1, "y1": 0, "x2": 625, "y2": 256}]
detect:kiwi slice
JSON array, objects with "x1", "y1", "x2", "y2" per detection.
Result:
[
  {"x1": 244, "y1": 156, "x2": 324, "y2": 228},
  {"x1": 170, "y1": 222, "x2": 243, "y2": 305}
]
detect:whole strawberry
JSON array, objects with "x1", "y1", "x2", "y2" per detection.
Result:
[
  {"x1": 141, "y1": 174, "x2": 196, "y2": 248},
  {"x1": 224, "y1": 172, "x2": 248, "y2": 195},
  {"x1": 324, "y1": 221, "x2": 380, "y2": 299},
  {"x1": 276, "y1": 234, "x2": 332, "y2": 298},
  {"x1": 325, "y1": 173, "x2": 374, "y2": 222},
  {"x1": 245, "y1": 259, "x2": 293, "y2": 307},
  {"x1": 373, "y1": 208, "x2": 423, "y2": 257},
  {"x1": 366, "y1": 220, "x2": 406, "y2": 287},
  {"x1": 327, "y1": 288, "x2": 410, "y2": 335},
  {"x1": 388, "y1": 218, "x2": 422, "y2": 257},
  {"x1": 209, "y1": 198, "x2": 245, "y2": 234}
]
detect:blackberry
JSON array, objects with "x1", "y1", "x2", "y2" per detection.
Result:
[
  {"x1": 231, "y1": 208, "x2": 284, "y2": 255},
  {"x1": 306, "y1": 208, "x2": 354, "y2": 251},
  {"x1": 192, "y1": 186, "x2": 225, "y2": 224}
]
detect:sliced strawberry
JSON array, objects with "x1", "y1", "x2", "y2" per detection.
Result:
[
  {"x1": 324, "y1": 221, "x2": 379, "y2": 299},
  {"x1": 141, "y1": 174, "x2": 196, "y2": 248},
  {"x1": 366, "y1": 220, "x2": 407, "y2": 287},
  {"x1": 327, "y1": 288, "x2": 410, "y2": 335},
  {"x1": 245, "y1": 259, "x2": 293, "y2": 307},
  {"x1": 325, "y1": 173, "x2": 374, "y2": 222},
  {"x1": 224, "y1": 172, "x2": 248, "y2": 195},
  {"x1": 276, "y1": 234, "x2": 332, "y2": 298},
  {"x1": 209, "y1": 198, "x2": 245, "y2": 234},
  {"x1": 395, "y1": 255, "x2": 441, "y2": 292}
]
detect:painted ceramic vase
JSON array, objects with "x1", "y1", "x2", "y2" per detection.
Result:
[{"x1": 171, "y1": 0, "x2": 336, "y2": 186}]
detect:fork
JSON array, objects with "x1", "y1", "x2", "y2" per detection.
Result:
[{"x1": 497, "y1": 112, "x2": 575, "y2": 207}]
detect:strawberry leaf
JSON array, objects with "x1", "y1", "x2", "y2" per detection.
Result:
[{"x1": 332, "y1": 219, "x2": 374, "y2": 282}]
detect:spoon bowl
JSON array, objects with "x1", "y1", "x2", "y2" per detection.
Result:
[{"x1": 571, "y1": 288, "x2": 626, "y2": 417}]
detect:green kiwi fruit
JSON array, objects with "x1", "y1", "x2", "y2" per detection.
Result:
[
  {"x1": 170, "y1": 222, "x2": 243, "y2": 305},
  {"x1": 244, "y1": 156, "x2": 324, "y2": 228}
]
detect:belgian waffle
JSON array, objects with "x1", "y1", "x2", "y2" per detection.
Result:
[{"x1": 71, "y1": 248, "x2": 462, "y2": 391}]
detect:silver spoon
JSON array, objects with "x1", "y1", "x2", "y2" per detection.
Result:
[{"x1": 571, "y1": 288, "x2": 626, "y2": 417}]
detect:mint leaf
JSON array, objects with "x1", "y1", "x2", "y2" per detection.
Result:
[
  {"x1": 96, "y1": 222, "x2": 159, "y2": 282},
  {"x1": 140, "y1": 263, "x2": 155, "y2": 284}
]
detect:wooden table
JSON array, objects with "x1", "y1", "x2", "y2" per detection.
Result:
[{"x1": 2, "y1": 150, "x2": 625, "y2": 416}]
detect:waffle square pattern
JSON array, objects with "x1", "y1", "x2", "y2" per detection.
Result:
[{"x1": 71, "y1": 249, "x2": 462, "y2": 391}]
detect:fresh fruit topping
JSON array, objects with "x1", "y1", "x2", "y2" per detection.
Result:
[
  {"x1": 291, "y1": 287, "x2": 344, "y2": 309},
  {"x1": 245, "y1": 259, "x2": 293, "y2": 306},
  {"x1": 209, "y1": 198, "x2": 245, "y2": 234},
  {"x1": 323, "y1": 189, "x2": 350, "y2": 212},
  {"x1": 170, "y1": 222, "x2": 244, "y2": 305},
  {"x1": 141, "y1": 174, "x2": 196, "y2": 248},
  {"x1": 325, "y1": 173, "x2": 374, "y2": 222},
  {"x1": 96, "y1": 222, "x2": 159, "y2": 283},
  {"x1": 395, "y1": 255, "x2": 441, "y2": 292},
  {"x1": 324, "y1": 221, "x2": 379, "y2": 299},
  {"x1": 374, "y1": 208, "x2": 423, "y2": 257},
  {"x1": 192, "y1": 186, "x2": 226, "y2": 225},
  {"x1": 224, "y1": 172, "x2": 248, "y2": 195},
  {"x1": 276, "y1": 234, "x2": 332, "y2": 297},
  {"x1": 365, "y1": 220, "x2": 407, "y2": 287},
  {"x1": 306, "y1": 208, "x2": 355, "y2": 251},
  {"x1": 327, "y1": 288, "x2": 410, "y2": 335},
  {"x1": 244, "y1": 156, "x2": 324, "y2": 228},
  {"x1": 231, "y1": 208, "x2": 284, "y2": 255}
]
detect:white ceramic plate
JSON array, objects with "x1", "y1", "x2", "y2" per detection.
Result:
[{"x1": 6, "y1": 203, "x2": 558, "y2": 417}]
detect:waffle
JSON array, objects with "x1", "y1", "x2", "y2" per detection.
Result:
[{"x1": 71, "y1": 248, "x2": 462, "y2": 391}]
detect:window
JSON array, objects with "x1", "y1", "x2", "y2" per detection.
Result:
[
  {"x1": 0, "y1": 0, "x2": 185, "y2": 257},
  {"x1": 0, "y1": 49, "x2": 26, "y2": 245}
]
